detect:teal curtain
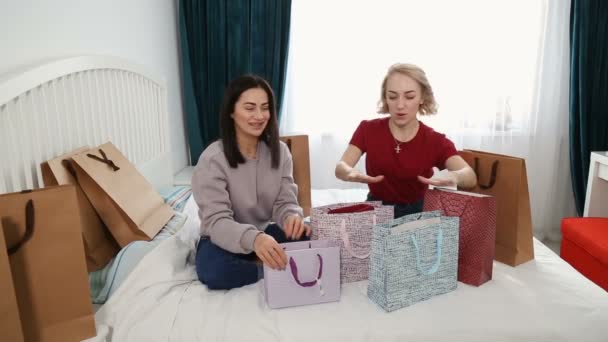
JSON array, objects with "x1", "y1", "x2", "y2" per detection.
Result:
[
  {"x1": 179, "y1": 0, "x2": 292, "y2": 163},
  {"x1": 569, "y1": 0, "x2": 608, "y2": 216}
]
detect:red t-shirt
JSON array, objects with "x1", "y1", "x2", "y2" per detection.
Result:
[{"x1": 349, "y1": 117, "x2": 457, "y2": 204}]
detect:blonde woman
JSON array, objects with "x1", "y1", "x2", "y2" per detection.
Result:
[{"x1": 335, "y1": 63, "x2": 476, "y2": 218}]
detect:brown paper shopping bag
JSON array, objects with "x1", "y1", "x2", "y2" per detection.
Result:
[
  {"x1": 41, "y1": 147, "x2": 119, "y2": 272},
  {"x1": 71, "y1": 142, "x2": 174, "y2": 247},
  {"x1": 459, "y1": 150, "x2": 534, "y2": 266},
  {"x1": 0, "y1": 221, "x2": 24, "y2": 342},
  {"x1": 280, "y1": 135, "x2": 312, "y2": 217},
  {"x1": 0, "y1": 186, "x2": 96, "y2": 342}
]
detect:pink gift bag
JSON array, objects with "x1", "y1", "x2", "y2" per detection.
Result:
[
  {"x1": 263, "y1": 240, "x2": 340, "y2": 309},
  {"x1": 311, "y1": 202, "x2": 394, "y2": 283}
]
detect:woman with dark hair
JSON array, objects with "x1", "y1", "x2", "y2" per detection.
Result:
[{"x1": 192, "y1": 74, "x2": 310, "y2": 290}]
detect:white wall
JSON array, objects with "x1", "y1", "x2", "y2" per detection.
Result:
[{"x1": 0, "y1": 0, "x2": 189, "y2": 174}]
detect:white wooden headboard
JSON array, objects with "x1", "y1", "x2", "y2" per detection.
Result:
[{"x1": 0, "y1": 56, "x2": 172, "y2": 194}]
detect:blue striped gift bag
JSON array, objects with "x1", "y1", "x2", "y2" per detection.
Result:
[{"x1": 368, "y1": 211, "x2": 459, "y2": 312}]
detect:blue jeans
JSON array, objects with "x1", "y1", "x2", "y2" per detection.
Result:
[
  {"x1": 366, "y1": 193, "x2": 423, "y2": 219},
  {"x1": 196, "y1": 223, "x2": 310, "y2": 290}
]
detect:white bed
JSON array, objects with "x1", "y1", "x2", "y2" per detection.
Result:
[
  {"x1": 81, "y1": 190, "x2": 608, "y2": 342},
  {"x1": 2, "y1": 57, "x2": 607, "y2": 342}
]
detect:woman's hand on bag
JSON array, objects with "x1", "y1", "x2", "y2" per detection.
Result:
[
  {"x1": 345, "y1": 169, "x2": 384, "y2": 184},
  {"x1": 283, "y1": 215, "x2": 311, "y2": 240},
  {"x1": 254, "y1": 233, "x2": 288, "y2": 270}
]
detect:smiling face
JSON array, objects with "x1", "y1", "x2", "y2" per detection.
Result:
[
  {"x1": 384, "y1": 72, "x2": 424, "y2": 128},
  {"x1": 231, "y1": 87, "x2": 270, "y2": 141}
]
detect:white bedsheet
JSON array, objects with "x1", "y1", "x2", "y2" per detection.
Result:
[{"x1": 87, "y1": 190, "x2": 608, "y2": 342}]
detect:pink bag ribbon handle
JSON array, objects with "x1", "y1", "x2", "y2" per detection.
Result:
[
  {"x1": 339, "y1": 216, "x2": 375, "y2": 259},
  {"x1": 289, "y1": 254, "x2": 323, "y2": 287}
]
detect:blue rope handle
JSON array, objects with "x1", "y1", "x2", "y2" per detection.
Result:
[{"x1": 411, "y1": 228, "x2": 443, "y2": 275}]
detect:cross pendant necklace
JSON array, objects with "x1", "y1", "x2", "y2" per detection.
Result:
[
  {"x1": 390, "y1": 119, "x2": 419, "y2": 155},
  {"x1": 393, "y1": 136, "x2": 403, "y2": 154}
]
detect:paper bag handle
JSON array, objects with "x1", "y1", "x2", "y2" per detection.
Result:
[
  {"x1": 7, "y1": 199, "x2": 35, "y2": 255},
  {"x1": 61, "y1": 159, "x2": 78, "y2": 180},
  {"x1": 285, "y1": 138, "x2": 292, "y2": 152},
  {"x1": 289, "y1": 254, "x2": 323, "y2": 287},
  {"x1": 474, "y1": 158, "x2": 498, "y2": 190},
  {"x1": 411, "y1": 228, "x2": 443, "y2": 275},
  {"x1": 339, "y1": 216, "x2": 374, "y2": 259},
  {"x1": 87, "y1": 148, "x2": 120, "y2": 171}
]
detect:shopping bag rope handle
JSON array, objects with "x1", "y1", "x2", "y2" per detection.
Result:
[
  {"x1": 61, "y1": 159, "x2": 78, "y2": 180},
  {"x1": 339, "y1": 216, "x2": 374, "y2": 259},
  {"x1": 87, "y1": 149, "x2": 120, "y2": 171},
  {"x1": 474, "y1": 158, "x2": 498, "y2": 190},
  {"x1": 289, "y1": 254, "x2": 323, "y2": 287},
  {"x1": 7, "y1": 199, "x2": 35, "y2": 255},
  {"x1": 411, "y1": 228, "x2": 443, "y2": 275},
  {"x1": 285, "y1": 138, "x2": 292, "y2": 152}
]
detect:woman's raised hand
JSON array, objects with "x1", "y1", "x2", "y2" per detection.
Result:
[{"x1": 346, "y1": 169, "x2": 384, "y2": 184}]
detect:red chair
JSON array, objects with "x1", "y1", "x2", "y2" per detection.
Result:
[
  {"x1": 561, "y1": 217, "x2": 608, "y2": 291},
  {"x1": 560, "y1": 151, "x2": 608, "y2": 291}
]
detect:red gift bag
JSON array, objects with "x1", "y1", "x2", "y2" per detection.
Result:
[{"x1": 423, "y1": 188, "x2": 497, "y2": 286}]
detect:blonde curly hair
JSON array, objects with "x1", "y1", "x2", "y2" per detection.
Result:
[{"x1": 377, "y1": 63, "x2": 438, "y2": 115}]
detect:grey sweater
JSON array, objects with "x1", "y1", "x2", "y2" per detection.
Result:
[{"x1": 191, "y1": 140, "x2": 303, "y2": 254}]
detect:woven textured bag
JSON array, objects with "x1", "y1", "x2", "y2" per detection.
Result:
[
  {"x1": 311, "y1": 202, "x2": 393, "y2": 283},
  {"x1": 368, "y1": 211, "x2": 459, "y2": 312}
]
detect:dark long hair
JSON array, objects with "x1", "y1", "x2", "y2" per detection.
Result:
[{"x1": 219, "y1": 74, "x2": 281, "y2": 169}]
